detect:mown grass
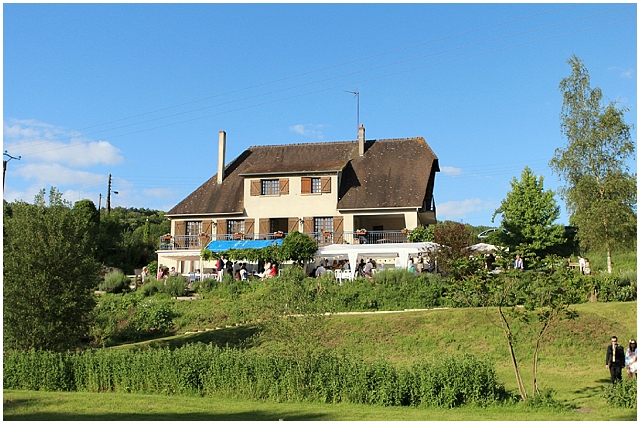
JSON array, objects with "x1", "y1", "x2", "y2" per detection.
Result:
[
  {"x1": 99, "y1": 301, "x2": 637, "y2": 417},
  {"x1": 3, "y1": 389, "x2": 637, "y2": 421}
]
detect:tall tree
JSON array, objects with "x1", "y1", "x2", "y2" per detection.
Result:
[
  {"x1": 550, "y1": 55, "x2": 636, "y2": 273},
  {"x1": 3, "y1": 188, "x2": 101, "y2": 351},
  {"x1": 492, "y1": 167, "x2": 566, "y2": 257}
]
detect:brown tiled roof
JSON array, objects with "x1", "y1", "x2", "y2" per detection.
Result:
[{"x1": 167, "y1": 137, "x2": 438, "y2": 216}]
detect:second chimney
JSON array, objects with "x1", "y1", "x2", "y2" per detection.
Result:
[
  {"x1": 217, "y1": 130, "x2": 226, "y2": 184},
  {"x1": 358, "y1": 124, "x2": 365, "y2": 156}
]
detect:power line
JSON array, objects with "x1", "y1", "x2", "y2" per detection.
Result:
[{"x1": 6, "y1": 6, "x2": 633, "y2": 157}]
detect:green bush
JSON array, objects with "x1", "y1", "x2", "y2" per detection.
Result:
[
  {"x1": 139, "y1": 279, "x2": 164, "y2": 297},
  {"x1": 98, "y1": 270, "x2": 131, "y2": 294},
  {"x1": 3, "y1": 346, "x2": 507, "y2": 408},
  {"x1": 165, "y1": 276, "x2": 188, "y2": 297},
  {"x1": 602, "y1": 378, "x2": 637, "y2": 409}
]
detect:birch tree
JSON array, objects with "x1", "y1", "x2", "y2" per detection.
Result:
[{"x1": 550, "y1": 55, "x2": 636, "y2": 273}]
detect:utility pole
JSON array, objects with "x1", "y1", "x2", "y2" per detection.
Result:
[
  {"x1": 3, "y1": 151, "x2": 21, "y2": 191},
  {"x1": 107, "y1": 174, "x2": 112, "y2": 214}
]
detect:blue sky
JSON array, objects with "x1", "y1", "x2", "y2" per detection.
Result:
[{"x1": 3, "y1": 3, "x2": 636, "y2": 227}]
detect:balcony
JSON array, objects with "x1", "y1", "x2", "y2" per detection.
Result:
[{"x1": 159, "y1": 230, "x2": 411, "y2": 250}]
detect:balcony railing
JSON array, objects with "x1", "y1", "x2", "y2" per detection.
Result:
[{"x1": 159, "y1": 230, "x2": 410, "y2": 250}]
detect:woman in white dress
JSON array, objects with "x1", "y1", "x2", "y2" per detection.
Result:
[{"x1": 625, "y1": 339, "x2": 637, "y2": 378}]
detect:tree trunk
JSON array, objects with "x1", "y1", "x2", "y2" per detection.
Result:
[
  {"x1": 499, "y1": 305, "x2": 527, "y2": 402},
  {"x1": 606, "y1": 241, "x2": 613, "y2": 274}
]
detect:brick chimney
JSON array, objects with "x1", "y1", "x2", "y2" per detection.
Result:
[
  {"x1": 358, "y1": 124, "x2": 365, "y2": 156},
  {"x1": 217, "y1": 130, "x2": 226, "y2": 184}
]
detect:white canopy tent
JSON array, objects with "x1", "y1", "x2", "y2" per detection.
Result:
[{"x1": 315, "y1": 242, "x2": 439, "y2": 279}]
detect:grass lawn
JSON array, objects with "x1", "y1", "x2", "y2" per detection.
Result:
[
  {"x1": 3, "y1": 390, "x2": 637, "y2": 421},
  {"x1": 4, "y1": 302, "x2": 637, "y2": 420}
]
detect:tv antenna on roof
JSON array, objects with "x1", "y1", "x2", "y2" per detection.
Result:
[{"x1": 344, "y1": 89, "x2": 359, "y2": 138}]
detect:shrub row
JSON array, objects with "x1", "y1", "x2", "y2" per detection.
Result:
[
  {"x1": 3, "y1": 345, "x2": 507, "y2": 408},
  {"x1": 602, "y1": 378, "x2": 637, "y2": 409}
]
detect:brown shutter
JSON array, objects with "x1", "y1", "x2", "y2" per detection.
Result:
[
  {"x1": 175, "y1": 221, "x2": 186, "y2": 236},
  {"x1": 303, "y1": 217, "x2": 313, "y2": 233},
  {"x1": 321, "y1": 176, "x2": 331, "y2": 193},
  {"x1": 245, "y1": 219, "x2": 254, "y2": 238},
  {"x1": 333, "y1": 216, "x2": 344, "y2": 244},
  {"x1": 217, "y1": 219, "x2": 226, "y2": 240},
  {"x1": 202, "y1": 220, "x2": 212, "y2": 235},
  {"x1": 301, "y1": 177, "x2": 311, "y2": 194},
  {"x1": 288, "y1": 217, "x2": 299, "y2": 234},
  {"x1": 279, "y1": 178, "x2": 289, "y2": 195},
  {"x1": 259, "y1": 218, "x2": 270, "y2": 238},
  {"x1": 251, "y1": 179, "x2": 261, "y2": 196}
]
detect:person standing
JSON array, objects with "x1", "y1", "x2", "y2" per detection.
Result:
[
  {"x1": 606, "y1": 335, "x2": 625, "y2": 384},
  {"x1": 514, "y1": 254, "x2": 524, "y2": 270},
  {"x1": 578, "y1": 255, "x2": 585, "y2": 274},
  {"x1": 626, "y1": 340, "x2": 637, "y2": 379}
]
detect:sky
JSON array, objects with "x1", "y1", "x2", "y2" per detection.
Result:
[{"x1": 3, "y1": 2, "x2": 637, "y2": 227}]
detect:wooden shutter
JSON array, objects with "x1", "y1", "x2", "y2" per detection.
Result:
[
  {"x1": 217, "y1": 219, "x2": 226, "y2": 240},
  {"x1": 333, "y1": 216, "x2": 344, "y2": 244},
  {"x1": 303, "y1": 217, "x2": 313, "y2": 233},
  {"x1": 202, "y1": 220, "x2": 212, "y2": 235},
  {"x1": 301, "y1": 177, "x2": 311, "y2": 194},
  {"x1": 321, "y1": 176, "x2": 331, "y2": 193},
  {"x1": 175, "y1": 221, "x2": 186, "y2": 236},
  {"x1": 250, "y1": 179, "x2": 261, "y2": 196},
  {"x1": 245, "y1": 219, "x2": 254, "y2": 238},
  {"x1": 279, "y1": 178, "x2": 289, "y2": 195},
  {"x1": 259, "y1": 218, "x2": 270, "y2": 238},
  {"x1": 288, "y1": 217, "x2": 299, "y2": 234}
]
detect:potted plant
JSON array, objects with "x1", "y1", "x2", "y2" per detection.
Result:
[
  {"x1": 162, "y1": 234, "x2": 172, "y2": 241},
  {"x1": 401, "y1": 228, "x2": 409, "y2": 234},
  {"x1": 322, "y1": 230, "x2": 332, "y2": 236},
  {"x1": 274, "y1": 231, "x2": 284, "y2": 238},
  {"x1": 234, "y1": 232, "x2": 244, "y2": 239},
  {"x1": 198, "y1": 232, "x2": 208, "y2": 239},
  {"x1": 356, "y1": 229, "x2": 367, "y2": 235}
]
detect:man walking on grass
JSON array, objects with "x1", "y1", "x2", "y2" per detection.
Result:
[{"x1": 605, "y1": 335, "x2": 625, "y2": 384}]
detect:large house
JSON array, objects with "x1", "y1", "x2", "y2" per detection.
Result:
[{"x1": 157, "y1": 125, "x2": 439, "y2": 273}]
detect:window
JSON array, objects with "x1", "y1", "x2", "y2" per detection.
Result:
[
  {"x1": 261, "y1": 179, "x2": 279, "y2": 195},
  {"x1": 314, "y1": 217, "x2": 333, "y2": 233},
  {"x1": 311, "y1": 177, "x2": 322, "y2": 193},
  {"x1": 186, "y1": 221, "x2": 202, "y2": 236},
  {"x1": 302, "y1": 176, "x2": 331, "y2": 194},
  {"x1": 227, "y1": 220, "x2": 245, "y2": 234}
]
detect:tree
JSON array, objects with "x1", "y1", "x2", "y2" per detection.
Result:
[
  {"x1": 3, "y1": 188, "x2": 101, "y2": 351},
  {"x1": 492, "y1": 167, "x2": 566, "y2": 258},
  {"x1": 550, "y1": 55, "x2": 636, "y2": 273},
  {"x1": 279, "y1": 231, "x2": 318, "y2": 265}
]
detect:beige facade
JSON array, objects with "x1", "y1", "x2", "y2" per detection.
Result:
[{"x1": 158, "y1": 128, "x2": 439, "y2": 273}]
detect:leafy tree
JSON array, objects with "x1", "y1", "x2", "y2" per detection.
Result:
[
  {"x1": 407, "y1": 225, "x2": 434, "y2": 242},
  {"x1": 432, "y1": 221, "x2": 474, "y2": 277},
  {"x1": 492, "y1": 167, "x2": 565, "y2": 257},
  {"x1": 3, "y1": 188, "x2": 101, "y2": 351},
  {"x1": 550, "y1": 55, "x2": 636, "y2": 273},
  {"x1": 280, "y1": 231, "x2": 318, "y2": 265}
]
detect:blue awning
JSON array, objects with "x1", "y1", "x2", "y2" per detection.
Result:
[{"x1": 205, "y1": 238, "x2": 283, "y2": 252}]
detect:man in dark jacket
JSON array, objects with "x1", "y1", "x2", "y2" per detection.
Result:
[{"x1": 605, "y1": 335, "x2": 625, "y2": 384}]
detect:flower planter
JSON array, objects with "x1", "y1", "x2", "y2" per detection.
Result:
[
  {"x1": 356, "y1": 232, "x2": 367, "y2": 236},
  {"x1": 234, "y1": 234, "x2": 243, "y2": 239},
  {"x1": 274, "y1": 233, "x2": 284, "y2": 238},
  {"x1": 322, "y1": 232, "x2": 332, "y2": 236}
]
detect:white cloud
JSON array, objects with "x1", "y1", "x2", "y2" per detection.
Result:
[
  {"x1": 608, "y1": 66, "x2": 635, "y2": 79},
  {"x1": 441, "y1": 166, "x2": 462, "y2": 176},
  {"x1": 437, "y1": 198, "x2": 497, "y2": 221},
  {"x1": 16, "y1": 163, "x2": 105, "y2": 188},
  {"x1": 289, "y1": 123, "x2": 325, "y2": 139},
  {"x1": 3, "y1": 118, "x2": 123, "y2": 167}
]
